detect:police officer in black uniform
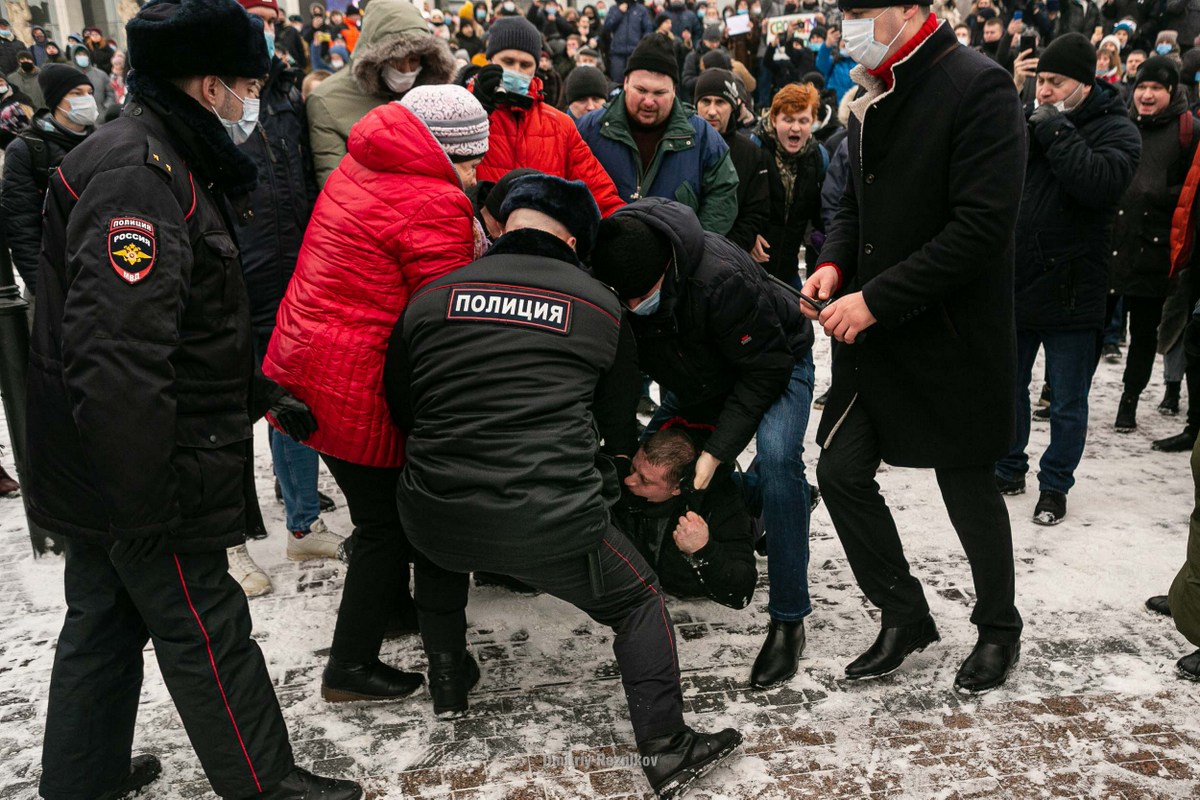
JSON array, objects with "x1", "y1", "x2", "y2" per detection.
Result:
[
  {"x1": 26, "y1": 0, "x2": 360, "y2": 797},
  {"x1": 384, "y1": 173, "x2": 741, "y2": 800}
]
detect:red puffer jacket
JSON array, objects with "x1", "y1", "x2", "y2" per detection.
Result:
[
  {"x1": 264, "y1": 102, "x2": 476, "y2": 468},
  {"x1": 479, "y1": 76, "x2": 624, "y2": 217}
]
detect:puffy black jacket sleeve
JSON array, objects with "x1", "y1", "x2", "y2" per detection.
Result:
[
  {"x1": 383, "y1": 314, "x2": 413, "y2": 431},
  {"x1": 702, "y1": 268, "x2": 796, "y2": 462},
  {"x1": 57, "y1": 165, "x2": 192, "y2": 540},
  {"x1": 1, "y1": 137, "x2": 44, "y2": 291},
  {"x1": 726, "y1": 145, "x2": 771, "y2": 252},
  {"x1": 594, "y1": 314, "x2": 641, "y2": 458},
  {"x1": 684, "y1": 482, "x2": 757, "y2": 609},
  {"x1": 1031, "y1": 109, "x2": 1141, "y2": 212}
]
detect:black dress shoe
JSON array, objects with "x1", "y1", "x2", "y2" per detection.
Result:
[
  {"x1": 252, "y1": 766, "x2": 362, "y2": 799},
  {"x1": 639, "y1": 726, "x2": 742, "y2": 799},
  {"x1": 96, "y1": 754, "x2": 162, "y2": 800},
  {"x1": 321, "y1": 657, "x2": 424, "y2": 703},
  {"x1": 750, "y1": 619, "x2": 805, "y2": 689},
  {"x1": 1177, "y1": 650, "x2": 1200, "y2": 681},
  {"x1": 1146, "y1": 595, "x2": 1172, "y2": 617},
  {"x1": 845, "y1": 616, "x2": 940, "y2": 681},
  {"x1": 429, "y1": 650, "x2": 481, "y2": 719},
  {"x1": 953, "y1": 641, "x2": 1020, "y2": 695}
]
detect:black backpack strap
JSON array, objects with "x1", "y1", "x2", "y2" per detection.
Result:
[{"x1": 18, "y1": 132, "x2": 51, "y2": 192}]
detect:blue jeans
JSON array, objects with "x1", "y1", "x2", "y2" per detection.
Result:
[
  {"x1": 1103, "y1": 296, "x2": 1125, "y2": 347},
  {"x1": 996, "y1": 330, "x2": 1096, "y2": 495},
  {"x1": 644, "y1": 355, "x2": 815, "y2": 620},
  {"x1": 269, "y1": 427, "x2": 321, "y2": 533}
]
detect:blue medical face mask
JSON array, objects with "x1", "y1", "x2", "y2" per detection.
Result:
[
  {"x1": 808, "y1": 40, "x2": 821, "y2": 51},
  {"x1": 501, "y1": 69, "x2": 532, "y2": 95},
  {"x1": 264, "y1": 31, "x2": 275, "y2": 56},
  {"x1": 630, "y1": 284, "x2": 662, "y2": 316},
  {"x1": 1157, "y1": 43, "x2": 1173, "y2": 55},
  {"x1": 1194, "y1": 70, "x2": 1200, "y2": 84}
]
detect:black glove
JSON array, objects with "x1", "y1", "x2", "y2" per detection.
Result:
[
  {"x1": 471, "y1": 64, "x2": 504, "y2": 114},
  {"x1": 270, "y1": 391, "x2": 318, "y2": 442},
  {"x1": 110, "y1": 535, "x2": 166, "y2": 566},
  {"x1": 1028, "y1": 102, "x2": 1061, "y2": 128}
]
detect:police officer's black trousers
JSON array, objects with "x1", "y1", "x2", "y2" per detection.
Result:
[
  {"x1": 414, "y1": 526, "x2": 688, "y2": 743},
  {"x1": 40, "y1": 539, "x2": 293, "y2": 800}
]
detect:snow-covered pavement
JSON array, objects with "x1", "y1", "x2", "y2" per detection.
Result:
[{"x1": 3, "y1": 335, "x2": 1200, "y2": 799}]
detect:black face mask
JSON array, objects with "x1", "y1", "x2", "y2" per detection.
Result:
[{"x1": 19, "y1": 62, "x2": 33, "y2": 72}]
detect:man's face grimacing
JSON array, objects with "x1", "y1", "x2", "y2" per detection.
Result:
[
  {"x1": 624, "y1": 69, "x2": 675, "y2": 127},
  {"x1": 492, "y1": 48, "x2": 537, "y2": 76},
  {"x1": 697, "y1": 95, "x2": 733, "y2": 132},
  {"x1": 1134, "y1": 81, "x2": 1171, "y2": 116},
  {"x1": 625, "y1": 449, "x2": 683, "y2": 503},
  {"x1": 1036, "y1": 71, "x2": 1088, "y2": 110},
  {"x1": 570, "y1": 94, "x2": 606, "y2": 118}
]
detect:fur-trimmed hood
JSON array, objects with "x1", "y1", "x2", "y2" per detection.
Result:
[{"x1": 350, "y1": 0, "x2": 455, "y2": 97}]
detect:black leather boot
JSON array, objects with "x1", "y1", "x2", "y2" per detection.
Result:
[
  {"x1": 1146, "y1": 595, "x2": 1172, "y2": 617},
  {"x1": 1177, "y1": 649, "x2": 1200, "y2": 681},
  {"x1": 250, "y1": 766, "x2": 362, "y2": 799},
  {"x1": 429, "y1": 650, "x2": 481, "y2": 719},
  {"x1": 954, "y1": 640, "x2": 1020, "y2": 695},
  {"x1": 1153, "y1": 427, "x2": 1198, "y2": 452},
  {"x1": 749, "y1": 619, "x2": 805, "y2": 689},
  {"x1": 845, "y1": 615, "x2": 939, "y2": 681},
  {"x1": 321, "y1": 657, "x2": 424, "y2": 703},
  {"x1": 639, "y1": 726, "x2": 742, "y2": 799},
  {"x1": 1115, "y1": 392, "x2": 1139, "y2": 432},
  {"x1": 96, "y1": 754, "x2": 161, "y2": 800}
]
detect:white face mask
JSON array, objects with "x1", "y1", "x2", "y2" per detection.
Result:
[
  {"x1": 383, "y1": 64, "x2": 420, "y2": 94},
  {"x1": 212, "y1": 79, "x2": 259, "y2": 146},
  {"x1": 842, "y1": 8, "x2": 905, "y2": 70},
  {"x1": 62, "y1": 94, "x2": 98, "y2": 126},
  {"x1": 1034, "y1": 81, "x2": 1084, "y2": 113}
]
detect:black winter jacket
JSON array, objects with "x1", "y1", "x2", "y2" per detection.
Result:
[
  {"x1": 724, "y1": 126, "x2": 771, "y2": 253},
  {"x1": 25, "y1": 77, "x2": 282, "y2": 551},
  {"x1": 1015, "y1": 81, "x2": 1141, "y2": 331},
  {"x1": 612, "y1": 471, "x2": 756, "y2": 609},
  {"x1": 1108, "y1": 94, "x2": 1197, "y2": 299},
  {"x1": 388, "y1": 229, "x2": 640, "y2": 573},
  {"x1": 608, "y1": 198, "x2": 813, "y2": 463},
  {"x1": 0, "y1": 112, "x2": 87, "y2": 292},
  {"x1": 237, "y1": 59, "x2": 317, "y2": 333},
  {"x1": 756, "y1": 131, "x2": 825, "y2": 283},
  {"x1": 764, "y1": 38, "x2": 817, "y2": 97}
]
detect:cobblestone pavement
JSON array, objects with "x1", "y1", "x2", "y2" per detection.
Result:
[{"x1": 2, "y1": 345, "x2": 1200, "y2": 799}]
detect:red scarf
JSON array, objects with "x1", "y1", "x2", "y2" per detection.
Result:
[{"x1": 866, "y1": 12, "x2": 940, "y2": 90}]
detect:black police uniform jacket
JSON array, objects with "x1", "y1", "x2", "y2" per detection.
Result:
[
  {"x1": 607, "y1": 198, "x2": 814, "y2": 464},
  {"x1": 817, "y1": 22, "x2": 1027, "y2": 468},
  {"x1": 385, "y1": 229, "x2": 641, "y2": 574},
  {"x1": 25, "y1": 78, "x2": 281, "y2": 552}
]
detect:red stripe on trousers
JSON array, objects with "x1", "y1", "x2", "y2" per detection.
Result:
[
  {"x1": 172, "y1": 554, "x2": 263, "y2": 792},
  {"x1": 602, "y1": 539, "x2": 680, "y2": 677}
]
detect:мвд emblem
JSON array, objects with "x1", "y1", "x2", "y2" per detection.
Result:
[{"x1": 108, "y1": 217, "x2": 157, "y2": 284}]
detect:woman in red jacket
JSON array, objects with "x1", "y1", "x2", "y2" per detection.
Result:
[{"x1": 264, "y1": 84, "x2": 489, "y2": 703}]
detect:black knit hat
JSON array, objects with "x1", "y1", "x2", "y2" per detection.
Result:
[
  {"x1": 499, "y1": 174, "x2": 601, "y2": 258},
  {"x1": 703, "y1": 23, "x2": 722, "y2": 41},
  {"x1": 39, "y1": 64, "x2": 90, "y2": 112},
  {"x1": 485, "y1": 16, "x2": 542, "y2": 60},
  {"x1": 654, "y1": 11, "x2": 671, "y2": 28},
  {"x1": 126, "y1": 0, "x2": 269, "y2": 79},
  {"x1": 694, "y1": 67, "x2": 739, "y2": 107},
  {"x1": 626, "y1": 34, "x2": 679, "y2": 83},
  {"x1": 590, "y1": 215, "x2": 673, "y2": 300},
  {"x1": 484, "y1": 167, "x2": 540, "y2": 221},
  {"x1": 700, "y1": 48, "x2": 731, "y2": 71},
  {"x1": 1036, "y1": 32, "x2": 1096, "y2": 86},
  {"x1": 565, "y1": 65, "x2": 609, "y2": 104},
  {"x1": 1135, "y1": 55, "x2": 1180, "y2": 93}
]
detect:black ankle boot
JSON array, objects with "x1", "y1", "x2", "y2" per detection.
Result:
[
  {"x1": 1115, "y1": 392, "x2": 1139, "y2": 432},
  {"x1": 252, "y1": 766, "x2": 363, "y2": 799},
  {"x1": 1153, "y1": 427, "x2": 1198, "y2": 452},
  {"x1": 1159, "y1": 382, "x2": 1182, "y2": 416},
  {"x1": 954, "y1": 640, "x2": 1020, "y2": 695},
  {"x1": 96, "y1": 754, "x2": 162, "y2": 800},
  {"x1": 638, "y1": 726, "x2": 742, "y2": 799},
  {"x1": 321, "y1": 657, "x2": 424, "y2": 703},
  {"x1": 749, "y1": 619, "x2": 805, "y2": 688},
  {"x1": 428, "y1": 650, "x2": 481, "y2": 719},
  {"x1": 845, "y1": 616, "x2": 940, "y2": 681}
]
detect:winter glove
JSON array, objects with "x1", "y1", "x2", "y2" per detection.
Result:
[
  {"x1": 1027, "y1": 102, "x2": 1061, "y2": 129},
  {"x1": 110, "y1": 535, "x2": 166, "y2": 566},
  {"x1": 269, "y1": 391, "x2": 318, "y2": 442},
  {"x1": 471, "y1": 64, "x2": 504, "y2": 114}
]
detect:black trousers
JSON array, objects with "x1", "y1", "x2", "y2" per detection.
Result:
[
  {"x1": 1119, "y1": 294, "x2": 1167, "y2": 396},
  {"x1": 413, "y1": 525, "x2": 687, "y2": 744},
  {"x1": 816, "y1": 403, "x2": 1023, "y2": 645},
  {"x1": 41, "y1": 540, "x2": 292, "y2": 800}
]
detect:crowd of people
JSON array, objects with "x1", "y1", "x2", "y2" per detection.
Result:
[{"x1": 9, "y1": 0, "x2": 1200, "y2": 797}]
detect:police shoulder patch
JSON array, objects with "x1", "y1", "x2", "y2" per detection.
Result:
[
  {"x1": 446, "y1": 285, "x2": 573, "y2": 335},
  {"x1": 108, "y1": 217, "x2": 157, "y2": 284}
]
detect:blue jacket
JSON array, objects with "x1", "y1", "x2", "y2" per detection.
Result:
[
  {"x1": 577, "y1": 94, "x2": 739, "y2": 234},
  {"x1": 816, "y1": 45, "x2": 857, "y2": 103},
  {"x1": 604, "y1": 1, "x2": 654, "y2": 56}
]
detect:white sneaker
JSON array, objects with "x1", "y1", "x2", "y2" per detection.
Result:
[
  {"x1": 227, "y1": 544, "x2": 272, "y2": 597},
  {"x1": 286, "y1": 518, "x2": 345, "y2": 562}
]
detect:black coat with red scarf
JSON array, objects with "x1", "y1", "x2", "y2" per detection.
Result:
[{"x1": 816, "y1": 20, "x2": 1027, "y2": 468}]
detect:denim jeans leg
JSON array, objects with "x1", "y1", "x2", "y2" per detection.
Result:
[
  {"x1": 1103, "y1": 296, "x2": 1124, "y2": 347},
  {"x1": 755, "y1": 354, "x2": 815, "y2": 621},
  {"x1": 269, "y1": 427, "x2": 321, "y2": 533},
  {"x1": 641, "y1": 390, "x2": 683, "y2": 441},
  {"x1": 1038, "y1": 330, "x2": 1096, "y2": 495},
  {"x1": 996, "y1": 330, "x2": 1041, "y2": 482}
]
